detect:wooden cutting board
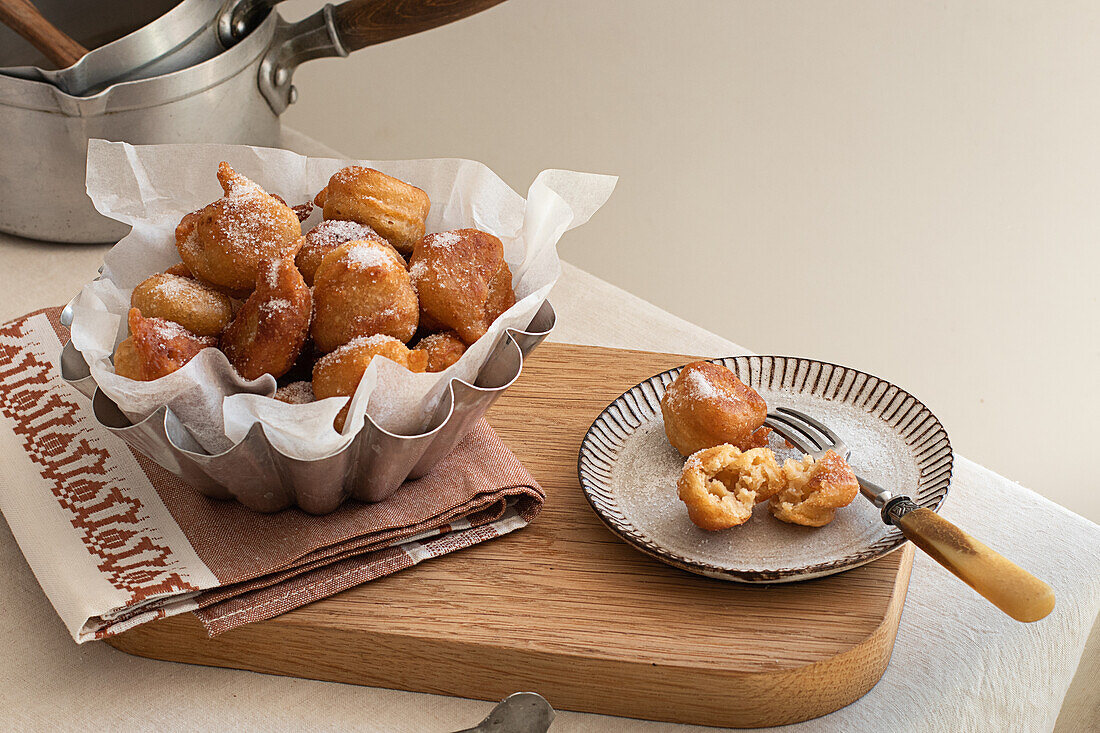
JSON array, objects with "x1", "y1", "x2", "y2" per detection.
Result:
[{"x1": 106, "y1": 343, "x2": 914, "y2": 728}]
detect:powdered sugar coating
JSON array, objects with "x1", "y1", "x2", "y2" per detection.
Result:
[
  {"x1": 426, "y1": 230, "x2": 461, "y2": 248},
  {"x1": 274, "y1": 381, "x2": 315, "y2": 404},
  {"x1": 261, "y1": 298, "x2": 292, "y2": 314},
  {"x1": 149, "y1": 318, "x2": 194, "y2": 341},
  {"x1": 343, "y1": 243, "x2": 395, "y2": 269},
  {"x1": 308, "y1": 220, "x2": 379, "y2": 247},
  {"x1": 408, "y1": 258, "x2": 427, "y2": 283},
  {"x1": 409, "y1": 228, "x2": 516, "y2": 345},
  {"x1": 148, "y1": 274, "x2": 192, "y2": 299},
  {"x1": 678, "y1": 368, "x2": 719, "y2": 402},
  {"x1": 316, "y1": 334, "x2": 403, "y2": 371}
]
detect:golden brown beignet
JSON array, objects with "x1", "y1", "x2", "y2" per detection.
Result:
[
  {"x1": 677, "y1": 444, "x2": 786, "y2": 530},
  {"x1": 310, "y1": 239, "x2": 419, "y2": 352},
  {"x1": 130, "y1": 273, "x2": 234, "y2": 337},
  {"x1": 312, "y1": 335, "x2": 428, "y2": 430},
  {"x1": 661, "y1": 361, "x2": 769, "y2": 456},
  {"x1": 220, "y1": 257, "x2": 312, "y2": 380},
  {"x1": 408, "y1": 229, "x2": 516, "y2": 346},
  {"x1": 114, "y1": 308, "x2": 216, "y2": 381},
  {"x1": 313, "y1": 166, "x2": 430, "y2": 254},
  {"x1": 162, "y1": 262, "x2": 252, "y2": 303},
  {"x1": 294, "y1": 220, "x2": 392, "y2": 286},
  {"x1": 413, "y1": 330, "x2": 467, "y2": 372},
  {"x1": 770, "y1": 450, "x2": 859, "y2": 527},
  {"x1": 175, "y1": 162, "x2": 303, "y2": 292}
]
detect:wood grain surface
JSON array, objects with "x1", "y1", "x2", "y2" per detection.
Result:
[{"x1": 106, "y1": 342, "x2": 914, "y2": 728}]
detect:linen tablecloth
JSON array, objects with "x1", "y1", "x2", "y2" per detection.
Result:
[{"x1": 0, "y1": 129, "x2": 1095, "y2": 731}]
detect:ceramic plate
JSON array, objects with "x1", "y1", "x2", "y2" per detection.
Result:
[{"x1": 577, "y1": 356, "x2": 952, "y2": 582}]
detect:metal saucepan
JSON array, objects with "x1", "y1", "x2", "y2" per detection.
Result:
[
  {"x1": 1, "y1": 0, "x2": 236, "y2": 96},
  {"x1": 0, "y1": 0, "x2": 294, "y2": 96},
  {"x1": 0, "y1": 0, "x2": 177, "y2": 85},
  {"x1": 0, "y1": 0, "x2": 506, "y2": 243}
]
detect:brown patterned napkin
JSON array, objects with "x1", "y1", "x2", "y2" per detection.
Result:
[{"x1": 0, "y1": 308, "x2": 544, "y2": 642}]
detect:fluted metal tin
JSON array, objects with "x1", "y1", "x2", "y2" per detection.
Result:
[{"x1": 59, "y1": 301, "x2": 555, "y2": 514}]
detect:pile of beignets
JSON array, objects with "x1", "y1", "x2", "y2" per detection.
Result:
[
  {"x1": 116, "y1": 161, "x2": 516, "y2": 431},
  {"x1": 661, "y1": 361, "x2": 859, "y2": 529}
]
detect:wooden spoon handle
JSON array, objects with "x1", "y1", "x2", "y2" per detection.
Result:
[
  {"x1": 332, "y1": 0, "x2": 507, "y2": 53},
  {"x1": 893, "y1": 507, "x2": 1055, "y2": 622},
  {"x1": 0, "y1": 0, "x2": 87, "y2": 68}
]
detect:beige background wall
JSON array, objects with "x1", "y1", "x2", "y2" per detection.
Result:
[{"x1": 281, "y1": 0, "x2": 1098, "y2": 521}]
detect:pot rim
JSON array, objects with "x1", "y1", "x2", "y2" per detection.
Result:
[{"x1": 0, "y1": 12, "x2": 277, "y2": 117}]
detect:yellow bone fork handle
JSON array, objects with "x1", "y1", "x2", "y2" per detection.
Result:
[{"x1": 887, "y1": 501, "x2": 1055, "y2": 622}]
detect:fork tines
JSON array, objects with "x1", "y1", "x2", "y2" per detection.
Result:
[{"x1": 763, "y1": 407, "x2": 848, "y2": 460}]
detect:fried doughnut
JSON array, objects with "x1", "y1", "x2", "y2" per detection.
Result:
[
  {"x1": 113, "y1": 308, "x2": 216, "y2": 381},
  {"x1": 274, "y1": 381, "x2": 315, "y2": 404},
  {"x1": 294, "y1": 220, "x2": 392, "y2": 286},
  {"x1": 313, "y1": 166, "x2": 430, "y2": 254},
  {"x1": 661, "y1": 361, "x2": 770, "y2": 456},
  {"x1": 769, "y1": 450, "x2": 860, "y2": 527},
  {"x1": 164, "y1": 262, "x2": 194, "y2": 278},
  {"x1": 677, "y1": 445, "x2": 786, "y2": 531},
  {"x1": 414, "y1": 331, "x2": 467, "y2": 372},
  {"x1": 130, "y1": 273, "x2": 234, "y2": 337},
  {"x1": 312, "y1": 335, "x2": 428, "y2": 430},
  {"x1": 175, "y1": 162, "x2": 303, "y2": 291},
  {"x1": 220, "y1": 257, "x2": 312, "y2": 380},
  {"x1": 310, "y1": 239, "x2": 419, "y2": 352},
  {"x1": 163, "y1": 261, "x2": 251, "y2": 302},
  {"x1": 409, "y1": 229, "x2": 516, "y2": 345}
]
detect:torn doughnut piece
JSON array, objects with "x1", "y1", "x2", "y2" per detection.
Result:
[
  {"x1": 677, "y1": 445, "x2": 786, "y2": 531},
  {"x1": 769, "y1": 450, "x2": 860, "y2": 527}
]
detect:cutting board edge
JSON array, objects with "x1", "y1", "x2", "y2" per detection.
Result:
[{"x1": 105, "y1": 544, "x2": 914, "y2": 728}]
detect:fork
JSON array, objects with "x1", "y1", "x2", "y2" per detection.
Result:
[{"x1": 764, "y1": 407, "x2": 1055, "y2": 623}]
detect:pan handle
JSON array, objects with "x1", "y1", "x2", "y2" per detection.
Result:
[
  {"x1": 258, "y1": 0, "x2": 507, "y2": 114},
  {"x1": 331, "y1": 0, "x2": 507, "y2": 52}
]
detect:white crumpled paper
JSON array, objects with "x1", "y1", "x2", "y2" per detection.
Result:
[{"x1": 69, "y1": 140, "x2": 616, "y2": 459}]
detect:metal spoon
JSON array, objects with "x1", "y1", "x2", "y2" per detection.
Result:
[{"x1": 451, "y1": 693, "x2": 555, "y2": 733}]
